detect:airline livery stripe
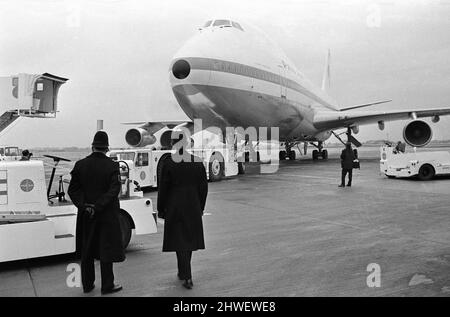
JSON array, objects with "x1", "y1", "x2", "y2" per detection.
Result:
[
  {"x1": 180, "y1": 57, "x2": 336, "y2": 110},
  {"x1": 0, "y1": 179, "x2": 6, "y2": 184},
  {"x1": 0, "y1": 191, "x2": 7, "y2": 195}
]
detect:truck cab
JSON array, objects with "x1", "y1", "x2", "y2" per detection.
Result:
[{"x1": 0, "y1": 146, "x2": 21, "y2": 161}]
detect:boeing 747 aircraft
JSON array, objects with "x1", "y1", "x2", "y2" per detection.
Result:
[{"x1": 125, "y1": 19, "x2": 450, "y2": 162}]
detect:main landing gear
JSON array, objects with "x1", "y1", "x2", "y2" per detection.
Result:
[
  {"x1": 279, "y1": 142, "x2": 297, "y2": 161},
  {"x1": 311, "y1": 141, "x2": 328, "y2": 160},
  {"x1": 278, "y1": 141, "x2": 329, "y2": 161}
]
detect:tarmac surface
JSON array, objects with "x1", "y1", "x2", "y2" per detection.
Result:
[{"x1": 1, "y1": 147, "x2": 450, "y2": 297}]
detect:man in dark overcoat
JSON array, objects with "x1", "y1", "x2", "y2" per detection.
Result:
[
  {"x1": 68, "y1": 130, "x2": 125, "y2": 295},
  {"x1": 339, "y1": 142, "x2": 356, "y2": 187},
  {"x1": 157, "y1": 132, "x2": 208, "y2": 289}
]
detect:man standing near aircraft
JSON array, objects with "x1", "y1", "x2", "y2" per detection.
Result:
[
  {"x1": 157, "y1": 132, "x2": 208, "y2": 290},
  {"x1": 339, "y1": 142, "x2": 356, "y2": 188},
  {"x1": 68, "y1": 131, "x2": 125, "y2": 295}
]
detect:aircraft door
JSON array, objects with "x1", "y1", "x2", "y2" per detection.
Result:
[{"x1": 278, "y1": 63, "x2": 288, "y2": 100}]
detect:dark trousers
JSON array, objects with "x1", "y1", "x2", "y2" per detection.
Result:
[
  {"x1": 176, "y1": 251, "x2": 192, "y2": 280},
  {"x1": 341, "y1": 168, "x2": 353, "y2": 186},
  {"x1": 81, "y1": 257, "x2": 114, "y2": 291}
]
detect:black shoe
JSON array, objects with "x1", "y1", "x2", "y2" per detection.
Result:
[
  {"x1": 347, "y1": 184, "x2": 351, "y2": 187},
  {"x1": 338, "y1": 184, "x2": 345, "y2": 188},
  {"x1": 182, "y1": 279, "x2": 193, "y2": 290},
  {"x1": 101, "y1": 284, "x2": 123, "y2": 295},
  {"x1": 83, "y1": 284, "x2": 95, "y2": 293},
  {"x1": 177, "y1": 273, "x2": 184, "y2": 280}
]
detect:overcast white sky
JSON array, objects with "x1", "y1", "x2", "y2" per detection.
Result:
[{"x1": 1, "y1": 0, "x2": 449, "y2": 148}]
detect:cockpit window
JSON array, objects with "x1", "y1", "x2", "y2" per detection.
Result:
[
  {"x1": 232, "y1": 21, "x2": 244, "y2": 31},
  {"x1": 213, "y1": 19, "x2": 231, "y2": 27},
  {"x1": 205, "y1": 20, "x2": 244, "y2": 31}
]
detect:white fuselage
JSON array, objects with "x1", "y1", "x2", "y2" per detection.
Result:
[{"x1": 169, "y1": 20, "x2": 337, "y2": 142}]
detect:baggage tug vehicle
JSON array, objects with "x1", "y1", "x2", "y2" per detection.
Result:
[
  {"x1": 380, "y1": 145, "x2": 450, "y2": 180},
  {"x1": 0, "y1": 158, "x2": 157, "y2": 263}
]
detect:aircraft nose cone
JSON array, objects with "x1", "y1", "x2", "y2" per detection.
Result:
[{"x1": 172, "y1": 59, "x2": 191, "y2": 80}]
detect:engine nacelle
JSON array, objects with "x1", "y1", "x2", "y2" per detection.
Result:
[
  {"x1": 125, "y1": 128, "x2": 157, "y2": 147},
  {"x1": 403, "y1": 120, "x2": 432, "y2": 147},
  {"x1": 125, "y1": 126, "x2": 176, "y2": 148},
  {"x1": 160, "y1": 129, "x2": 174, "y2": 148},
  {"x1": 314, "y1": 131, "x2": 332, "y2": 142}
]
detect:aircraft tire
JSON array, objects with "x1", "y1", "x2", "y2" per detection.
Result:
[
  {"x1": 288, "y1": 150, "x2": 296, "y2": 160},
  {"x1": 238, "y1": 162, "x2": 245, "y2": 174},
  {"x1": 321, "y1": 150, "x2": 328, "y2": 160},
  {"x1": 312, "y1": 150, "x2": 319, "y2": 160},
  {"x1": 279, "y1": 151, "x2": 287, "y2": 160}
]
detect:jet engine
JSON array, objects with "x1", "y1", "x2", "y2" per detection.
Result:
[
  {"x1": 125, "y1": 128, "x2": 157, "y2": 147},
  {"x1": 125, "y1": 122, "x2": 194, "y2": 149},
  {"x1": 125, "y1": 126, "x2": 173, "y2": 149},
  {"x1": 403, "y1": 120, "x2": 432, "y2": 147}
]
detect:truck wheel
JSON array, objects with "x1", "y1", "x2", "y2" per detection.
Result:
[
  {"x1": 418, "y1": 164, "x2": 435, "y2": 181},
  {"x1": 238, "y1": 162, "x2": 245, "y2": 174},
  {"x1": 118, "y1": 211, "x2": 132, "y2": 249},
  {"x1": 209, "y1": 152, "x2": 224, "y2": 182},
  {"x1": 386, "y1": 174, "x2": 396, "y2": 179}
]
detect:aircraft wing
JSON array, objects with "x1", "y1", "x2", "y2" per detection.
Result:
[
  {"x1": 122, "y1": 120, "x2": 190, "y2": 127},
  {"x1": 313, "y1": 107, "x2": 450, "y2": 130},
  {"x1": 122, "y1": 120, "x2": 191, "y2": 133}
]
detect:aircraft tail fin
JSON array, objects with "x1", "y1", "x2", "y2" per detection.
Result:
[{"x1": 321, "y1": 49, "x2": 331, "y2": 92}]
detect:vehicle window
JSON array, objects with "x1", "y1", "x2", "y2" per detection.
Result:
[
  {"x1": 203, "y1": 20, "x2": 212, "y2": 27},
  {"x1": 213, "y1": 20, "x2": 231, "y2": 27},
  {"x1": 6, "y1": 147, "x2": 19, "y2": 156},
  {"x1": 0, "y1": 148, "x2": 4, "y2": 155},
  {"x1": 136, "y1": 153, "x2": 149, "y2": 167},
  {"x1": 113, "y1": 152, "x2": 135, "y2": 161},
  {"x1": 232, "y1": 21, "x2": 244, "y2": 31}
]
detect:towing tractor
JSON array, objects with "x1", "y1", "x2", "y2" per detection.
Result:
[
  {"x1": 380, "y1": 145, "x2": 450, "y2": 180},
  {"x1": 0, "y1": 158, "x2": 157, "y2": 263},
  {"x1": 109, "y1": 145, "x2": 240, "y2": 189}
]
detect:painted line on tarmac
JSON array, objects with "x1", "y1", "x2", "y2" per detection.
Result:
[
  {"x1": 209, "y1": 189, "x2": 242, "y2": 194},
  {"x1": 285, "y1": 174, "x2": 336, "y2": 180},
  {"x1": 157, "y1": 213, "x2": 211, "y2": 225}
]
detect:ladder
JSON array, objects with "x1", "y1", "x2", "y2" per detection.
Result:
[{"x1": 0, "y1": 111, "x2": 19, "y2": 134}]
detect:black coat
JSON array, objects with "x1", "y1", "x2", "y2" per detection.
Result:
[
  {"x1": 340, "y1": 148, "x2": 355, "y2": 170},
  {"x1": 68, "y1": 152, "x2": 125, "y2": 263},
  {"x1": 157, "y1": 154, "x2": 208, "y2": 252}
]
